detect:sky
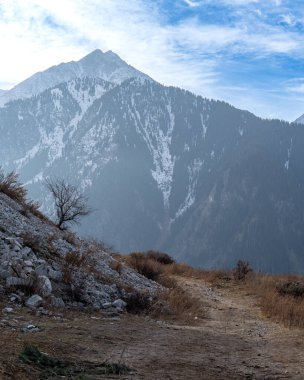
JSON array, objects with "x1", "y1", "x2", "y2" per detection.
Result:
[{"x1": 0, "y1": 0, "x2": 304, "y2": 121}]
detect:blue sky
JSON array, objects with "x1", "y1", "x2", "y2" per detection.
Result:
[{"x1": 0, "y1": 0, "x2": 304, "y2": 121}]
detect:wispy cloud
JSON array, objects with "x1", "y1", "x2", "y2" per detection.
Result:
[{"x1": 0, "y1": 0, "x2": 303, "y2": 120}]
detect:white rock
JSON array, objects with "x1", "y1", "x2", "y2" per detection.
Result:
[
  {"x1": 112, "y1": 299, "x2": 127, "y2": 309},
  {"x1": 37, "y1": 275, "x2": 52, "y2": 296},
  {"x1": 3, "y1": 307, "x2": 14, "y2": 313},
  {"x1": 102, "y1": 302, "x2": 112, "y2": 309},
  {"x1": 25, "y1": 294, "x2": 43, "y2": 308}
]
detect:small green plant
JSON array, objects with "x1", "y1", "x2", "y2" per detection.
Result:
[{"x1": 19, "y1": 344, "x2": 131, "y2": 377}]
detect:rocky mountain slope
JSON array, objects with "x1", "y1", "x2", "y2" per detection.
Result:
[
  {"x1": 0, "y1": 187, "x2": 157, "y2": 312},
  {"x1": 1, "y1": 50, "x2": 304, "y2": 273}
]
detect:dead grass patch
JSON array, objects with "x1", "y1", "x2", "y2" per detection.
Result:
[
  {"x1": 246, "y1": 273, "x2": 304, "y2": 328},
  {"x1": 124, "y1": 252, "x2": 164, "y2": 281},
  {"x1": 0, "y1": 168, "x2": 52, "y2": 225},
  {"x1": 151, "y1": 285, "x2": 204, "y2": 323}
]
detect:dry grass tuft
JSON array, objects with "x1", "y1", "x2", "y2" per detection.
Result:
[
  {"x1": 121, "y1": 252, "x2": 205, "y2": 323},
  {"x1": 146, "y1": 250, "x2": 175, "y2": 265},
  {"x1": 246, "y1": 273, "x2": 304, "y2": 328},
  {"x1": 62, "y1": 251, "x2": 86, "y2": 285},
  {"x1": 0, "y1": 168, "x2": 52, "y2": 224},
  {"x1": 110, "y1": 259, "x2": 123, "y2": 274},
  {"x1": 151, "y1": 284, "x2": 203, "y2": 323},
  {"x1": 124, "y1": 252, "x2": 164, "y2": 281},
  {"x1": 21, "y1": 232, "x2": 41, "y2": 254},
  {"x1": 0, "y1": 170, "x2": 27, "y2": 203}
]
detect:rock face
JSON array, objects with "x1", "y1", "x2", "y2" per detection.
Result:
[
  {"x1": 0, "y1": 192, "x2": 158, "y2": 309},
  {"x1": 1, "y1": 50, "x2": 304, "y2": 273}
]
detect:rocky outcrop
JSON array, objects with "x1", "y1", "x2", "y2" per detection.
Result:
[{"x1": 0, "y1": 192, "x2": 158, "y2": 310}]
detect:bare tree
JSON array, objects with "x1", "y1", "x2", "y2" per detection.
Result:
[{"x1": 45, "y1": 178, "x2": 91, "y2": 230}]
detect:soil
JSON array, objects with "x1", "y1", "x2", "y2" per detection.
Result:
[{"x1": 1, "y1": 277, "x2": 304, "y2": 379}]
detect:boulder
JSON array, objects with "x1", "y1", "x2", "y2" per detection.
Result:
[
  {"x1": 25, "y1": 294, "x2": 43, "y2": 308},
  {"x1": 112, "y1": 299, "x2": 127, "y2": 310},
  {"x1": 37, "y1": 275, "x2": 52, "y2": 296}
]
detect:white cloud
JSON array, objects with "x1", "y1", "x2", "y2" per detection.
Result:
[
  {"x1": 184, "y1": 0, "x2": 201, "y2": 7},
  {"x1": 0, "y1": 0, "x2": 303, "y2": 120}
]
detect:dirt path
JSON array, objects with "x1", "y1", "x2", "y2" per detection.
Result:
[
  {"x1": 1, "y1": 278, "x2": 304, "y2": 379},
  {"x1": 179, "y1": 277, "x2": 304, "y2": 379}
]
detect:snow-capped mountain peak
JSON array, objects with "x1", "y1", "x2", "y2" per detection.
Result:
[{"x1": 0, "y1": 49, "x2": 151, "y2": 106}]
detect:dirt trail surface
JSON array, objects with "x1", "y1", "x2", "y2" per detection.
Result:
[{"x1": 1, "y1": 277, "x2": 304, "y2": 379}]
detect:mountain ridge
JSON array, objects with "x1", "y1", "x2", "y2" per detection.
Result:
[{"x1": 0, "y1": 49, "x2": 151, "y2": 106}]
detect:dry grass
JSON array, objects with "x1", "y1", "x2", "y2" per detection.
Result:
[
  {"x1": 110, "y1": 259, "x2": 123, "y2": 274},
  {"x1": 0, "y1": 170, "x2": 27, "y2": 203},
  {"x1": 21, "y1": 232, "x2": 41, "y2": 254},
  {"x1": 120, "y1": 252, "x2": 205, "y2": 323},
  {"x1": 124, "y1": 252, "x2": 164, "y2": 281},
  {"x1": 246, "y1": 273, "x2": 304, "y2": 328},
  {"x1": 62, "y1": 251, "x2": 86, "y2": 285},
  {"x1": 145, "y1": 250, "x2": 175, "y2": 265},
  {"x1": 0, "y1": 168, "x2": 53, "y2": 225},
  {"x1": 151, "y1": 279, "x2": 204, "y2": 323},
  {"x1": 62, "y1": 231, "x2": 78, "y2": 246}
]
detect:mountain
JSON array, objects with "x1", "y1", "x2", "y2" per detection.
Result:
[
  {"x1": 1, "y1": 50, "x2": 304, "y2": 274},
  {"x1": 295, "y1": 114, "x2": 304, "y2": 124},
  {"x1": 0, "y1": 49, "x2": 150, "y2": 106}
]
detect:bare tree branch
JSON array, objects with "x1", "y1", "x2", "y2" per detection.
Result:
[{"x1": 45, "y1": 178, "x2": 91, "y2": 230}]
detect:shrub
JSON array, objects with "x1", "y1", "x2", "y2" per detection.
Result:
[
  {"x1": 277, "y1": 281, "x2": 304, "y2": 298},
  {"x1": 0, "y1": 168, "x2": 51, "y2": 223},
  {"x1": 125, "y1": 291, "x2": 152, "y2": 314},
  {"x1": 24, "y1": 200, "x2": 50, "y2": 222},
  {"x1": 125, "y1": 252, "x2": 163, "y2": 281},
  {"x1": 62, "y1": 251, "x2": 86, "y2": 285},
  {"x1": 146, "y1": 250, "x2": 175, "y2": 265},
  {"x1": 21, "y1": 232, "x2": 41, "y2": 254},
  {"x1": 110, "y1": 260, "x2": 123, "y2": 274},
  {"x1": 233, "y1": 260, "x2": 252, "y2": 281},
  {"x1": 0, "y1": 169, "x2": 27, "y2": 203}
]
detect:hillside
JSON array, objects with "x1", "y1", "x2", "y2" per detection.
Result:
[{"x1": 0, "y1": 173, "x2": 158, "y2": 312}]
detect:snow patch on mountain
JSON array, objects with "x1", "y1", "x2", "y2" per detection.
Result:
[
  {"x1": 285, "y1": 138, "x2": 293, "y2": 170},
  {"x1": 138, "y1": 103, "x2": 176, "y2": 209},
  {"x1": 175, "y1": 158, "x2": 203, "y2": 219},
  {"x1": 200, "y1": 114, "x2": 208, "y2": 139},
  {"x1": 67, "y1": 77, "x2": 113, "y2": 113}
]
